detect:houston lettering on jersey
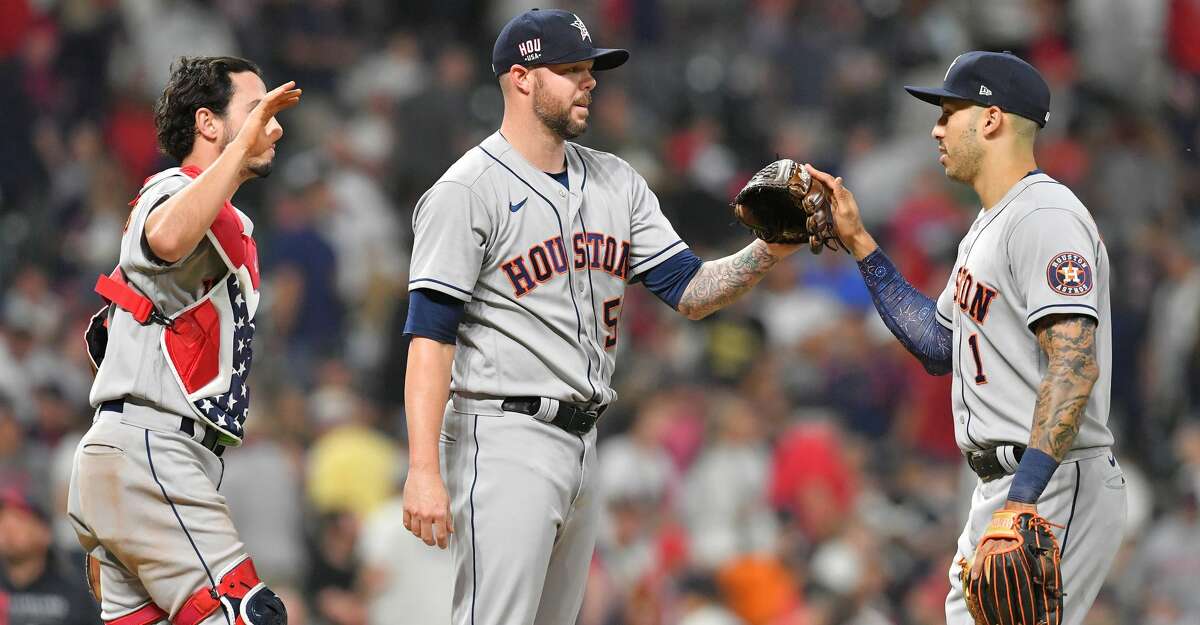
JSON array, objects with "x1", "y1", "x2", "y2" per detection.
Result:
[
  {"x1": 953, "y1": 266, "x2": 999, "y2": 324},
  {"x1": 502, "y1": 231, "x2": 630, "y2": 297}
]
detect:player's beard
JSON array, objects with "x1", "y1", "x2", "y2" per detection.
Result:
[
  {"x1": 533, "y1": 76, "x2": 588, "y2": 140},
  {"x1": 945, "y1": 124, "x2": 983, "y2": 184},
  {"x1": 220, "y1": 124, "x2": 275, "y2": 179}
]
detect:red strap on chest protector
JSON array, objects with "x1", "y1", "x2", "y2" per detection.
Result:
[{"x1": 94, "y1": 269, "x2": 159, "y2": 325}]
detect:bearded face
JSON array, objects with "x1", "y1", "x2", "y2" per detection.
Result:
[{"x1": 532, "y1": 71, "x2": 592, "y2": 140}]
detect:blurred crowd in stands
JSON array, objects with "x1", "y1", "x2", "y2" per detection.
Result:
[{"x1": 1, "y1": 1, "x2": 1199, "y2": 624}]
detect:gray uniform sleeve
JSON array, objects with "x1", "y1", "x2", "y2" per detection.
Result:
[
  {"x1": 626, "y1": 170, "x2": 686, "y2": 279},
  {"x1": 408, "y1": 181, "x2": 495, "y2": 302},
  {"x1": 122, "y1": 175, "x2": 192, "y2": 274},
  {"x1": 1008, "y1": 208, "x2": 1102, "y2": 328},
  {"x1": 936, "y1": 271, "x2": 957, "y2": 329}
]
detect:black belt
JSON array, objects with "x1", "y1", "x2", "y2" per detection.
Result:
[
  {"x1": 966, "y1": 444, "x2": 1025, "y2": 482},
  {"x1": 99, "y1": 399, "x2": 225, "y2": 457},
  {"x1": 501, "y1": 397, "x2": 605, "y2": 436}
]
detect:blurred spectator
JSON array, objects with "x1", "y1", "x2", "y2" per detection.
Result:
[
  {"x1": 0, "y1": 485, "x2": 99, "y2": 625},
  {"x1": 601, "y1": 392, "x2": 682, "y2": 507},
  {"x1": 769, "y1": 418, "x2": 859, "y2": 544},
  {"x1": 682, "y1": 395, "x2": 779, "y2": 569},
  {"x1": 304, "y1": 510, "x2": 365, "y2": 625},
  {"x1": 0, "y1": 401, "x2": 51, "y2": 514},
  {"x1": 677, "y1": 573, "x2": 745, "y2": 625},
  {"x1": 221, "y1": 409, "x2": 307, "y2": 588},
  {"x1": 1143, "y1": 232, "x2": 1200, "y2": 424},
  {"x1": 357, "y1": 458, "x2": 452, "y2": 625},
  {"x1": 266, "y1": 166, "x2": 345, "y2": 373},
  {"x1": 305, "y1": 362, "x2": 398, "y2": 518}
]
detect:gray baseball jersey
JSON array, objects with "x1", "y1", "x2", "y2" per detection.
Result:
[
  {"x1": 408, "y1": 131, "x2": 689, "y2": 625},
  {"x1": 90, "y1": 170, "x2": 234, "y2": 420},
  {"x1": 931, "y1": 172, "x2": 1126, "y2": 625},
  {"x1": 408, "y1": 131, "x2": 686, "y2": 409},
  {"x1": 934, "y1": 172, "x2": 1114, "y2": 453}
]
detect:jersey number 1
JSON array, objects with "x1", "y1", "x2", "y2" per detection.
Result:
[
  {"x1": 603, "y1": 297, "x2": 622, "y2": 350},
  {"x1": 967, "y1": 333, "x2": 987, "y2": 385}
]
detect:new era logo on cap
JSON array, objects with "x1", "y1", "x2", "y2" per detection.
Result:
[
  {"x1": 905, "y1": 51, "x2": 1051, "y2": 128},
  {"x1": 493, "y1": 8, "x2": 628, "y2": 77}
]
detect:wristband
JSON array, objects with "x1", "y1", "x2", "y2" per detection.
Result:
[{"x1": 1007, "y1": 447, "x2": 1058, "y2": 504}]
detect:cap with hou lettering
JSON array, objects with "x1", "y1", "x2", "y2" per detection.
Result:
[
  {"x1": 905, "y1": 51, "x2": 1051, "y2": 127},
  {"x1": 492, "y1": 9, "x2": 629, "y2": 77}
]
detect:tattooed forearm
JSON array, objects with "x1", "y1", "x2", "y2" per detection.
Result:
[
  {"x1": 677, "y1": 239, "x2": 781, "y2": 320},
  {"x1": 1028, "y1": 315, "x2": 1099, "y2": 461}
]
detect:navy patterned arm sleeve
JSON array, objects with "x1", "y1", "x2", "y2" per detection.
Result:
[{"x1": 858, "y1": 249, "x2": 952, "y2": 375}]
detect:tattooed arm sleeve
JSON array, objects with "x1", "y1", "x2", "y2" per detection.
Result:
[
  {"x1": 857, "y1": 249, "x2": 952, "y2": 375},
  {"x1": 1028, "y1": 314, "x2": 1099, "y2": 461},
  {"x1": 676, "y1": 239, "x2": 783, "y2": 320}
]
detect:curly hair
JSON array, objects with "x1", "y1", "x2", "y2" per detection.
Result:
[{"x1": 154, "y1": 56, "x2": 262, "y2": 162}]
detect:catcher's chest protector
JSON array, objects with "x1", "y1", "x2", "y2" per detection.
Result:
[{"x1": 86, "y1": 167, "x2": 261, "y2": 444}]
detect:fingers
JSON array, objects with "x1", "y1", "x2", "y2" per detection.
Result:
[
  {"x1": 806, "y1": 164, "x2": 840, "y2": 190},
  {"x1": 419, "y1": 518, "x2": 436, "y2": 546},
  {"x1": 436, "y1": 514, "x2": 452, "y2": 549},
  {"x1": 256, "y1": 81, "x2": 302, "y2": 118},
  {"x1": 403, "y1": 508, "x2": 452, "y2": 548}
]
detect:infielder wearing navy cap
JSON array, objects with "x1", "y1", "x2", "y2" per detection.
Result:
[
  {"x1": 905, "y1": 51, "x2": 1051, "y2": 127},
  {"x1": 492, "y1": 8, "x2": 629, "y2": 76}
]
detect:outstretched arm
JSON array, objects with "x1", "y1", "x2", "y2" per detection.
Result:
[
  {"x1": 858, "y1": 250, "x2": 953, "y2": 375},
  {"x1": 676, "y1": 239, "x2": 795, "y2": 320},
  {"x1": 807, "y1": 165, "x2": 951, "y2": 375}
]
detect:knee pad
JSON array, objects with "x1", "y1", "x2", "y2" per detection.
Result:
[{"x1": 175, "y1": 557, "x2": 286, "y2": 625}]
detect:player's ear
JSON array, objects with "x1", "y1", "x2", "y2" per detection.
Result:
[
  {"x1": 195, "y1": 107, "x2": 221, "y2": 143},
  {"x1": 509, "y1": 66, "x2": 534, "y2": 96},
  {"x1": 981, "y1": 106, "x2": 1004, "y2": 139}
]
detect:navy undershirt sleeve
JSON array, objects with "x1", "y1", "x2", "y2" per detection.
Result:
[
  {"x1": 403, "y1": 289, "x2": 466, "y2": 344},
  {"x1": 858, "y1": 249, "x2": 952, "y2": 375},
  {"x1": 636, "y1": 248, "x2": 704, "y2": 310}
]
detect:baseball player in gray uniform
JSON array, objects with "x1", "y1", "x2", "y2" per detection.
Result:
[
  {"x1": 67, "y1": 57, "x2": 299, "y2": 625},
  {"x1": 401, "y1": 9, "x2": 808, "y2": 625},
  {"x1": 809, "y1": 51, "x2": 1127, "y2": 625}
]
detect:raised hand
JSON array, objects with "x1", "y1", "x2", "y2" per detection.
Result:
[
  {"x1": 232, "y1": 81, "x2": 302, "y2": 157},
  {"x1": 806, "y1": 164, "x2": 877, "y2": 260}
]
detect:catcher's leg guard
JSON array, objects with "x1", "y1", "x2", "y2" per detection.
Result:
[{"x1": 174, "y1": 557, "x2": 286, "y2": 625}]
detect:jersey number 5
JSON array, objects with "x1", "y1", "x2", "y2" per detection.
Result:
[
  {"x1": 967, "y1": 333, "x2": 988, "y2": 385},
  {"x1": 603, "y1": 297, "x2": 622, "y2": 350}
]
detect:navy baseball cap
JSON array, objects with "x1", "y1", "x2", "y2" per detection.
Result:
[
  {"x1": 492, "y1": 9, "x2": 629, "y2": 77},
  {"x1": 905, "y1": 51, "x2": 1051, "y2": 127}
]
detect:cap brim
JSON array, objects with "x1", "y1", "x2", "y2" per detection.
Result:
[
  {"x1": 549, "y1": 48, "x2": 628, "y2": 71},
  {"x1": 588, "y1": 48, "x2": 629, "y2": 71},
  {"x1": 904, "y1": 86, "x2": 961, "y2": 107}
]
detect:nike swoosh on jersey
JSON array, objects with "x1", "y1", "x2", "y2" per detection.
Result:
[{"x1": 510, "y1": 198, "x2": 528, "y2": 213}]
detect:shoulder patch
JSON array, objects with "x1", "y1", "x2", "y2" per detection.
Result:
[{"x1": 1045, "y1": 252, "x2": 1093, "y2": 296}]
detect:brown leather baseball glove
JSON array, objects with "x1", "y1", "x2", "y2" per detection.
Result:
[
  {"x1": 960, "y1": 509, "x2": 1064, "y2": 625},
  {"x1": 732, "y1": 159, "x2": 842, "y2": 253}
]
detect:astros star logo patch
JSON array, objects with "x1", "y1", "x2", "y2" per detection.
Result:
[
  {"x1": 1045, "y1": 252, "x2": 1093, "y2": 296},
  {"x1": 570, "y1": 15, "x2": 591, "y2": 41}
]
